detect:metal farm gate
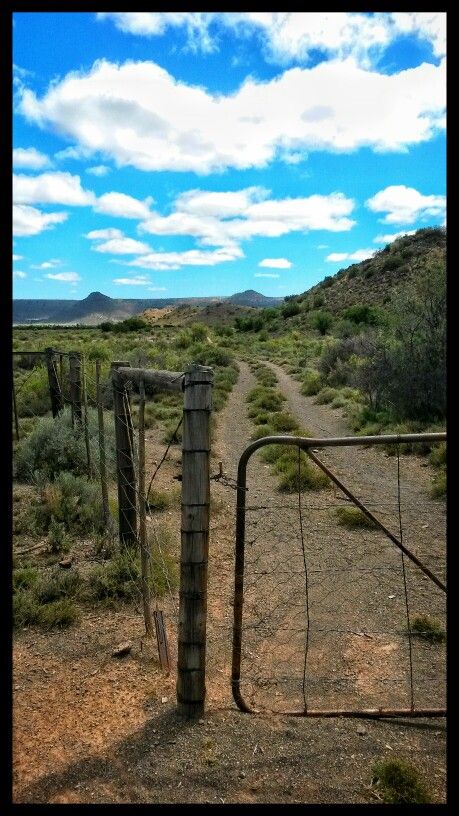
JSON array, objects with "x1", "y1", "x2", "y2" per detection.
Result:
[{"x1": 231, "y1": 433, "x2": 446, "y2": 718}]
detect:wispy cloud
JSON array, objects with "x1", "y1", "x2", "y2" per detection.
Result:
[
  {"x1": 326, "y1": 248, "x2": 375, "y2": 262},
  {"x1": 46, "y1": 271, "x2": 81, "y2": 282},
  {"x1": 13, "y1": 270, "x2": 27, "y2": 279},
  {"x1": 113, "y1": 275, "x2": 151, "y2": 285},
  {"x1": 373, "y1": 229, "x2": 416, "y2": 244},
  {"x1": 254, "y1": 272, "x2": 280, "y2": 278},
  {"x1": 86, "y1": 165, "x2": 111, "y2": 177},
  {"x1": 258, "y1": 257, "x2": 292, "y2": 269}
]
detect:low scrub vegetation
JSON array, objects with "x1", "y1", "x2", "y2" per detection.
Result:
[
  {"x1": 371, "y1": 758, "x2": 431, "y2": 804},
  {"x1": 410, "y1": 614, "x2": 446, "y2": 644},
  {"x1": 335, "y1": 506, "x2": 376, "y2": 529}
]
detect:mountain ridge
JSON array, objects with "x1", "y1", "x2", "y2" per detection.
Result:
[{"x1": 13, "y1": 289, "x2": 284, "y2": 325}]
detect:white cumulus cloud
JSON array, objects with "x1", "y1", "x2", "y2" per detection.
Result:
[
  {"x1": 139, "y1": 188, "x2": 356, "y2": 252},
  {"x1": 13, "y1": 204, "x2": 68, "y2": 236},
  {"x1": 18, "y1": 56, "x2": 445, "y2": 174},
  {"x1": 13, "y1": 147, "x2": 52, "y2": 169},
  {"x1": 93, "y1": 237, "x2": 152, "y2": 255},
  {"x1": 12, "y1": 254, "x2": 23, "y2": 261},
  {"x1": 13, "y1": 172, "x2": 95, "y2": 206},
  {"x1": 94, "y1": 192, "x2": 153, "y2": 219},
  {"x1": 127, "y1": 246, "x2": 243, "y2": 271},
  {"x1": 258, "y1": 258, "x2": 292, "y2": 268},
  {"x1": 366, "y1": 185, "x2": 446, "y2": 225},
  {"x1": 46, "y1": 271, "x2": 81, "y2": 282},
  {"x1": 13, "y1": 270, "x2": 27, "y2": 279}
]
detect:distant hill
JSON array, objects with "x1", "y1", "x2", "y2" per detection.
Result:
[
  {"x1": 290, "y1": 227, "x2": 446, "y2": 315},
  {"x1": 13, "y1": 289, "x2": 284, "y2": 325},
  {"x1": 228, "y1": 289, "x2": 283, "y2": 308}
]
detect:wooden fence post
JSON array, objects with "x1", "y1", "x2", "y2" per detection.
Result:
[
  {"x1": 81, "y1": 355, "x2": 92, "y2": 477},
  {"x1": 69, "y1": 352, "x2": 82, "y2": 425},
  {"x1": 111, "y1": 361, "x2": 137, "y2": 548},
  {"x1": 45, "y1": 347, "x2": 63, "y2": 418},
  {"x1": 138, "y1": 377, "x2": 155, "y2": 637},
  {"x1": 95, "y1": 360, "x2": 110, "y2": 529},
  {"x1": 12, "y1": 376, "x2": 20, "y2": 441},
  {"x1": 177, "y1": 364, "x2": 213, "y2": 718}
]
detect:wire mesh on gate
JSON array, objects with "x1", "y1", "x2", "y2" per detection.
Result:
[{"x1": 232, "y1": 433, "x2": 446, "y2": 717}]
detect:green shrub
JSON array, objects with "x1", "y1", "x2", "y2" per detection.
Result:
[
  {"x1": 14, "y1": 366, "x2": 50, "y2": 418},
  {"x1": 270, "y1": 412, "x2": 300, "y2": 433},
  {"x1": 315, "y1": 387, "x2": 340, "y2": 404},
  {"x1": 431, "y1": 470, "x2": 446, "y2": 499},
  {"x1": 146, "y1": 488, "x2": 178, "y2": 511},
  {"x1": 13, "y1": 591, "x2": 41, "y2": 628},
  {"x1": 14, "y1": 407, "x2": 116, "y2": 483},
  {"x1": 37, "y1": 598, "x2": 79, "y2": 629},
  {"x1": 429, "y1": 442, "x2": 446, "y2": 468},
  {"x1": 300, "y1": 370, "x2": 322, "y2": 396},
  {"x1": 411, "y1": 615, "x2": 445, "y2": 644},
  {"x1": 35, "y1": 568, "x2": 82, "y2": 604},
  {"x1": 335, "y1": 506, "x2": 376, "y2": 529},
  {"x1": 88, "y1": 551, "x2": 141, "y2": 602},
  {"x1": 277, "y1": 455, "x2": 329, "y2": 492},
  {"x1": 13, "y1": 567, "x2": 39, "y2": 593},
  {"x1": 312, "y1": 311, "x2": 333, "y2": 335},
  {"x1": 36, "y1": 472, "x2": 105, "y2": 535},
  {"x1": 372, "y1": 758, "x2": 431, "y2": 804},
  {"x1": 247, "y1": 387, "x2": 285, "y2": 413},
  {"x1": 251, "y1": 425, "x2": 276, "y2": 440},
  {"x1": 47, "y1": 518, "x2": 71, "y2": 553}
]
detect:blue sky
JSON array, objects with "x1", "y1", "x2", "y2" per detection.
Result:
[{"x1": 12, "y1": 12, "x2": 446, "y2": 300}]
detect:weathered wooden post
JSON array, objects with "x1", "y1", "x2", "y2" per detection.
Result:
[
  {"x1": 138, "y1": 377, "x2": 155, "y2": 638},
  {"x1": 45, "y1": 347, "x2": 63, "y2": 417},
  {"x1": 95, "y1": 360, "x2": 110, "y2": 529},
  {"x1": 12, "y1": 376, "x2": 20, "y2": 441},
  {"x1": 177, "y1": 364, "x2": 213, "y2": 718},
  {"x1": 69, "y1": 352, "x2": 82, "y2": 425},
  {"x1": 81, "y1": 354, "x2": 92, "y2": 477},
  {"x1": 111, "y1": 361, "x2": 137, "y2": 548}
]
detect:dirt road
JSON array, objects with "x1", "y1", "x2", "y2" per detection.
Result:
[{"x1": 13, "y1": 360, "x2": 447, "y2": 804}]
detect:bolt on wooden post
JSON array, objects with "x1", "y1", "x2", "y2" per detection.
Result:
[
  {"x1": 45, "y1": 347, "x2": 64, "y2": 417},
  {"x1": 177, "y1": 364, "x2": 213, "y2": 718},
  {"x1": 111, "y1": 362, "x2": 138, "y2": 548}
]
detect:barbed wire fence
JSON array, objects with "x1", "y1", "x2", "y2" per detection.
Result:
[{"x1": 12, "y1": 349, "x2": 185, "y2": 673}]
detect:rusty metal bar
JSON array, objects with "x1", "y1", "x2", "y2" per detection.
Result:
[{"x1": 231, "y1": 432, "x2": 447, "y2": 717}]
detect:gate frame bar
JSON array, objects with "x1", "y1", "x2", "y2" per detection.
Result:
[{"x1": 232, "y1": 432, "x2": 446, "y2": 717}]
